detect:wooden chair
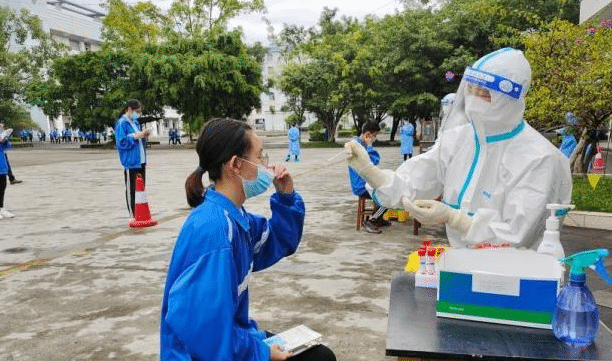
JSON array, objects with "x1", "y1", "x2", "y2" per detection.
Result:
[{"x1": 356, "y1": 195, "x2": 376, "y2": 230}]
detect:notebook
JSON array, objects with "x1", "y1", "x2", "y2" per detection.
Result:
[{"x1": 263, "y1": 324, "x2": 322, "y2": 355}]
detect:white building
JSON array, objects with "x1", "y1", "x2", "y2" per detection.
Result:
[
  {"x1": 1, "y1": 0, "x2": 103, "y2": 133},
  {"x1": 246, "y1": 43, "x2": 316, "y2": 132},
  {"x1": 2, "y1": 0, "x2": 182, "y2": 138},
  {"x1": 580, "y1": 0, "x2": 612, "y2": 24}
]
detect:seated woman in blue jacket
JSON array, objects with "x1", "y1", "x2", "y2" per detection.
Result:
[{"x1": 160, "y1": 118, "x2": 336, "y2": 361}]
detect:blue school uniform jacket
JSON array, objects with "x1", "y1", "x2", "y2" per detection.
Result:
[
  {"x1": 114, "y1": 114, "x2": 146, "y2": 169},
  {"x1": 0, "y1": 138, "x2": 10, "y2": 175},
  {"x1": 348, "y1": 136, "x2": 380, "y2": 196},
  {"x1": 160, "y1": 188, "x2": 305, "y2": 361}
]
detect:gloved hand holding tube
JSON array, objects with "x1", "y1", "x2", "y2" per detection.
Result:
[
  {"x1": 344, "y1": 140, "x2": 389, "y2": 189},
  {"x1": 402, "y1": 198, "x2": 472, "y2": 234}
]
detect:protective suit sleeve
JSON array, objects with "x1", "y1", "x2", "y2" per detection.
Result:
[
  {"x1": 345, "y1": 141, "x2": 388, "y2": 189},
  {"x1": 114, "y1": 119, "x2": 139, "y2": 150},
  {"x1": 464, "y1": 154, "x2": 571, "y2": 248},
  {"x1": 249, "y1": 191, "x2": 305, "y2": 272},
  {"x1": 165, "y1": 248, "x2": 270, "y2": 361},
  {"x1": 374, "y1": 138, "x2": 448, "y2": 209}
]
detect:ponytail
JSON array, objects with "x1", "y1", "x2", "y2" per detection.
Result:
[
  {"x1": 185, "y1": 167, "x2": 205, "y2": 207},
  {"x1": 185, "y1": 118, "x2": 252, "y2": 207}
]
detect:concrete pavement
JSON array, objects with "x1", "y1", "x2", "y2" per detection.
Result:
[{"x1": 0, "y1": 144, "x2": 611, "y2": 360}]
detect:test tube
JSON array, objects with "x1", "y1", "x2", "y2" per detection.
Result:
[
  {"x1": 426, "y1": 248, "x2": 436, "y2": 275},
  {"x1": 418, "y1": 249, "x2": 427, "y2": 274}
]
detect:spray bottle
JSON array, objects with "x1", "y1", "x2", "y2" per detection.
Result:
[
  {"x1": 537, "y1": 204, "x2": 575, "y2": 259},
  {"x1": 552, "y1": 249, "x2": 612, "y2": 346}
]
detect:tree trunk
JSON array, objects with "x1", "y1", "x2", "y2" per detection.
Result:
[
  {"x1": 390, "y1": 116, "x2": 400, "y2": 142},
  {"x1": 569, "y1": 128, "x2": 588, "y2": 173}
]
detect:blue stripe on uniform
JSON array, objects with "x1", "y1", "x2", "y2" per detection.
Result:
[{"x1": 486, "y1": 120, "x2": 525, "y2": 143}]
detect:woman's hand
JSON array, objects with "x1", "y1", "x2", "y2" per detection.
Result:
[
  {"x1": 270, "y1": 344, "x2": 292, "y2": 361},
  {"x1": 134, "y1": 130, "x2": 150, "y2": 140},
  {"x1": 269, "y1": 163, "x2": 294, "y2": 194}
]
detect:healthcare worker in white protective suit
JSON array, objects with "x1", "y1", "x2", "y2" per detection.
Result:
[
  {"x1": 345, "y1": 48, "x2": 572, "y2": 249},
  {"x1": 437, "y1": 93, "x2": 456, "y2": 136}
]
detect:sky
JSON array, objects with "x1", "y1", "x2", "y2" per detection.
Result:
[{"x1": 71, "y1": 0, "x2": 415, "y2": 44}]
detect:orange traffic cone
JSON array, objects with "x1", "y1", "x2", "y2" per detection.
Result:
[
  {"x1": 130, "y1": 174, "x2": 158, "y2": 228},
  {"x1": 593, "y1": 146, "x2": 605, "y2": 171}
]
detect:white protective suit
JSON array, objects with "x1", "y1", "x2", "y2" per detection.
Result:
[
  {"x1": 372, "y1": 48, "x2": 572, "y2": 249},
  {"x1": 438, "y1": 93, "x2": 456, "y2": 135}
]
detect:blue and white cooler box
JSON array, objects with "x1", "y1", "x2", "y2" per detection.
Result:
[{"x1": 436, "y1": 249, "x2": 564, "y2": 329}]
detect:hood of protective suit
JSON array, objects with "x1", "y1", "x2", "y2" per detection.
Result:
[{"x1": 443, "y1": 48, "x2": 531, "y2": 137}]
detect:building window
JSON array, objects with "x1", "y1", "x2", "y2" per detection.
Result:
[
  {"x1": 84, "y1": 43, "x2": 91, "y2": 51},
  {"x1": 69, "y1": 39, "x2": 80, "y2": 51}
]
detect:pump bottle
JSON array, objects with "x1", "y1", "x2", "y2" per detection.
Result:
[
  {"x1": 537, "y1": 204, "x2": 574, "y2": 259},
  {"x1": 552, "y1": 249, "x2": 612, "y2": 346}
]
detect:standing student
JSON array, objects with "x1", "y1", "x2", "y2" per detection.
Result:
[
  {"x1": 160, "y1": 118, "x2": 336, "y2": 361},
  {"x1": 114, "y1": 99, "x2": 150, "y2": 217},
  {"x1": 285, "y1": 123, "x2": 301, "y2": 162},
  {"x1": 399, "y1": 121, "x2": 414, "y2": 161},
  {"x1": 0, "y1": 123, "x2": 21, "y2": 185},
  {"x1": 0, "y1": 125, "x2": 15, "y2": 219}
]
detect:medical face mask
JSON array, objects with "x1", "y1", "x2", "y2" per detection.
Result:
[
  {"x1": 239, "y1": 159, "x2": 275, "y2": 199},
  {"x1": 131, "y1": 112, "x2": 141, "y2": 121}
]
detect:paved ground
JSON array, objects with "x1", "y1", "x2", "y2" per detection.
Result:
[{"x1": 0, "y1": 142, "x2": 611, "y2": 361}]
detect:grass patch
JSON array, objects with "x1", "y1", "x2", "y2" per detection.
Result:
[
  {"x1": 301, "y1": 141, "x2": 343, "y2": 148},
  {"x1": 572, "y1": 175, "x2": 612, "y2": 213}
]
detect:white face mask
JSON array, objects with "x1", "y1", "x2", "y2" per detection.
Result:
[{"x1": 464, "y1": 95, "x2": 491, "y2": 123}]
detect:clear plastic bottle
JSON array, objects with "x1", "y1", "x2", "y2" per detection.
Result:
[
  {"x1": 552, "y1": 273, "x2": 599, "y2": 346},
  {"x1": 552, "y1": 249, "x2": 612, "y2": 346}
]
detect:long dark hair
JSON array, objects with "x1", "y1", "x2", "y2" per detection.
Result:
[
  {"x1": 185, "y1": 118, "x2": 252, "y2": 207},
  {"x1": 118, "y1": 99, "x2": 142, "y2": 119}
]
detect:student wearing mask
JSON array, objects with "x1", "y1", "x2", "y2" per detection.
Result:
[
  {"x1": 160, "y1": 118, "x2": 336, "y2": 361},
  {"x1": 348, "y1": 121, "x2": 389, "y2": 234},
  {"x1": 114, "y1": 99, "x2": 150, "y2": 217}
]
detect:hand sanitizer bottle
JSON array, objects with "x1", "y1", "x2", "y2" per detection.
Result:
[{"x1": 537, "y1": 204, "x2": 575, "y2": 259}]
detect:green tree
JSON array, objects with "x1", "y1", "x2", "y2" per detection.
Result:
[
  {"x1": 101, "y1": 0, "x2": 168, "y2": 50},
  {"x1": 523, "y1": 19, "x2": 612, "y2": 173},
  {"x1": 26, "y1": 50, "x2": 156, "y2": 131},
  {"x1": 0, "y1": 6, "x2": 62, "y2": 129},
  {"x1": 131, "y1": 32, "x2": 263, "y2": 136},
  {"x1": 168, "y1": 0, "x2": 264, "y2": 37}
]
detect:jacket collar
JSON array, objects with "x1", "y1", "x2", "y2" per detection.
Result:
[{"x1": 204, "y1": 187, "x2": 250, "y2": 231}]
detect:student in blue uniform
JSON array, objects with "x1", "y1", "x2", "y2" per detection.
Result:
[
  {"x1": 160, "y1": 118, "x2": 336, "y2": 361},
  {"x1": 348, "y1": 121, "x2": 388, "y2": 234},
  {"x1": 114, "y1": 99, "x2": 150, "y2": 217},
  {"x1": 0, "y1": 124, "x2": 15, "y2": 219},
  {"x1": 399, "y1": 120, "x2": 415, "y2": 161},
  {"x1": 284, "y1": 123, "x2": 301, "y2": 162}
]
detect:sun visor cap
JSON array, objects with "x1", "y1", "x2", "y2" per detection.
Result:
[{"x1": 463, "y1": 67, "x2": 523, "y2": 100}]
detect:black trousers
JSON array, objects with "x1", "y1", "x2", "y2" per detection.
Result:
[
  {"x1": 360, "y1": 190, "x2": 387, "y2": 220},
  {"x1": 124, "y1": 164, "x2": 146, "y2": 217},
  {"x1": 5, "y1": 154, "x2": 14, "y2": 182},
  {"x1": 0, "y1": 174, "x2": 6, "y2": 208},
  {"x1": 403, "y1": 153, "x2": 412, "y2": 161},
  {"x1": 265, "y1": 331, "x2": 336, "y2": 361}
]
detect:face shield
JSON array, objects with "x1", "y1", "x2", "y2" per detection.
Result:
[{"x1": 463, "y1": 66, "x2": 524, "y2": 124}]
